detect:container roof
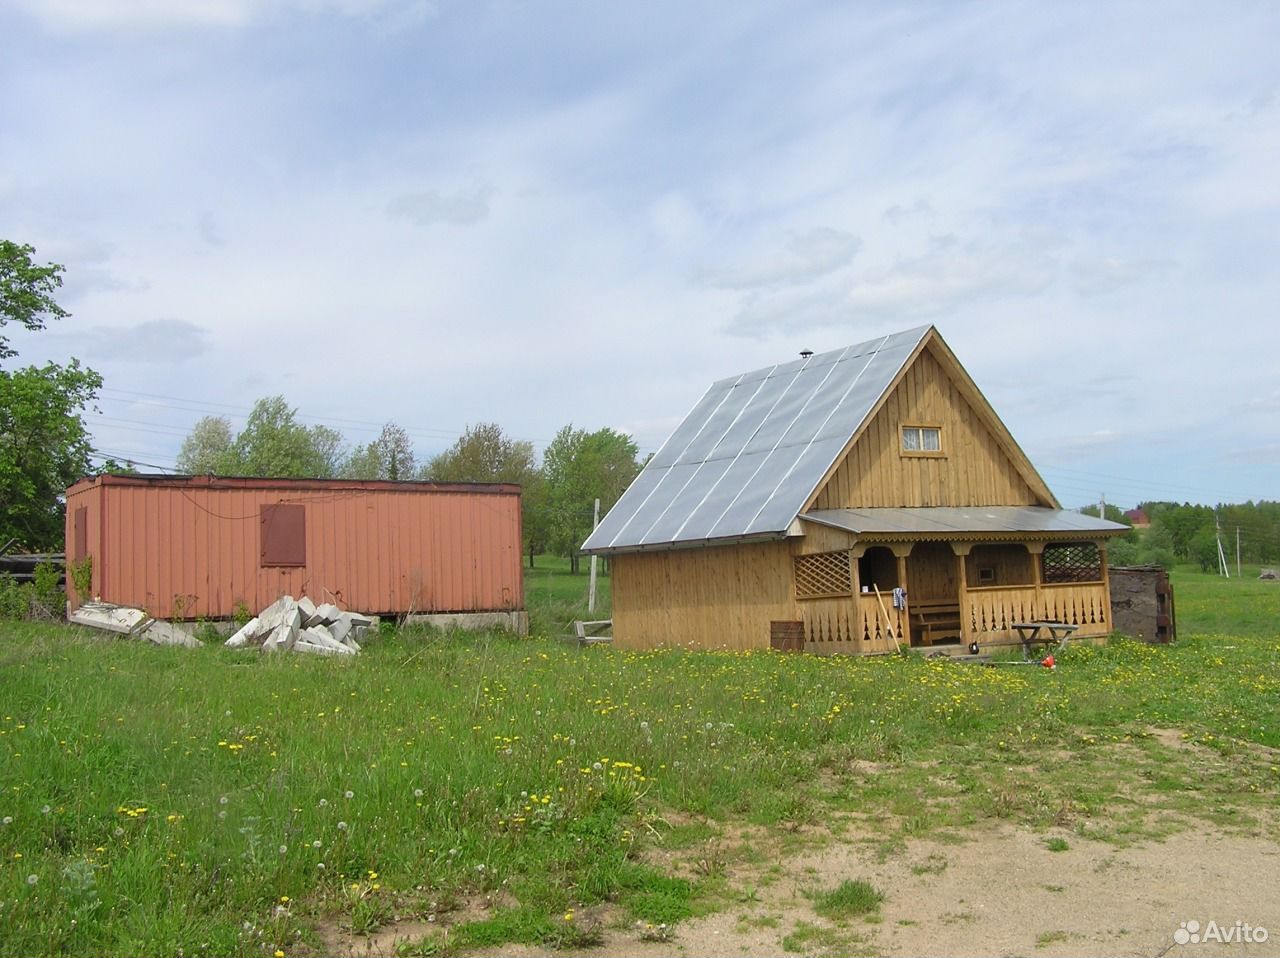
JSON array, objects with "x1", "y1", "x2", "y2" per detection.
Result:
[
  {"x1": 582, "y1": 326, "x2": 932, "y2": 554},
  {"x1": 66, "y1": 473, "x2": 521, "y2": 496},
  {"x1": 803, "y1": 506, "x2": 1129, "y2": 539}
]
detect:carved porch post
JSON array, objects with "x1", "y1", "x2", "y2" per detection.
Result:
[{"x1": 950, "y1": 541, "x2": 973, "y2": 643}]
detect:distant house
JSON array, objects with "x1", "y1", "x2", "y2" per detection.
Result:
[
  {"x1": 64, "y1": 474, "x2": 525, "y2": 629},
  {"x1": 1124, "y1": 508, "x2": 1150, "y2": 528},
  {"x1": 582, "y1": 326, "x2": 1128, "y2": 653}
]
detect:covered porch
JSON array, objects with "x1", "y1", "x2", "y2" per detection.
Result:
[{"x1": 793, "y1": 507, "x2": 1127, "y2": 656}]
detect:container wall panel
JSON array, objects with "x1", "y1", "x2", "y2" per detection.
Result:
[{"x1": 66, "y1": 478, "x2": 522, "y2": 619}]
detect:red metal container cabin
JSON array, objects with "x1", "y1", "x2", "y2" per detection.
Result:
[{"x1": 64, "y1": 474, "x2": 524, "y2": 620}]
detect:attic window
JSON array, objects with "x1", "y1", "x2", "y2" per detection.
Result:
[{"x1": 901, "y1": 425, "x2": 942, "y2": 455}]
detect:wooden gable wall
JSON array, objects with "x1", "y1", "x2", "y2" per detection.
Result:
[{"x1": 811, "y1": 344, "x2": 1050, "y2": 509}]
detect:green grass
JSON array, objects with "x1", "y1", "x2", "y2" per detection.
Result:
[
  {"x1": 1045, "y1": 837, "x2": 1069, "y2": 852},
  {"x1": 0, "y1": 569, "x2": 1276, "y2": 954},
  {"x1": 523, "y1": 553, "x2": 611, "y2": 636},
  {"x1": 812, "y1": 879, "x2": 883, "y2": 920}
]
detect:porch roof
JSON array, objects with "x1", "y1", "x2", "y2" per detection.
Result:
[{"x1": 803, "y1": 506, "x2": 1128, "y2": 540}]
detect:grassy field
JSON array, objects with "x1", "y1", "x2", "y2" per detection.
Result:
[{"x1": 0, "y1": 564, "x2": 1276, "y2": 956}]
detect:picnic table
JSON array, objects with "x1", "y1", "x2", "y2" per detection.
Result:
[{"x1": 1009, "y1": 621, "x2": 1078, "y2": 660}]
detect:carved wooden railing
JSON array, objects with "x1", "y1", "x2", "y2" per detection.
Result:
[
  {"x1": 802, "y1": 593, "x2": 903, "y2": 655},
  {"x1": 965, "y1": 582, "x2": 1110, "y2": 641}
]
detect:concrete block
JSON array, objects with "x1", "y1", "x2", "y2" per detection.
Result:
[
  {"x1": 300, "y1": 626, "x2": 353, "y2": 653},
  {"x1": 141, "y1": 620, "x2": 202, "y2": 649},
  {"x1": 263, "y1": 620, "x2": 298, "y2": 652},
  {"x1": 298, "y1": 596, "x2": 320, "y2": 626},
  {"x1": 294, "y1": 638, "x2": 341, "y2": 656},
  {"x1": 315, "y1": 602, "x2": 342, "y2": 625},
  {"x1": 328, "y1": 617, "x2": 352, "y2": 644},
  {"x1": 69, "y1": 602, "x2": 153, "y2": 635},
  {"x1": 225, "y1": 616, "x2": 262, "y2": 648},
  {"x1": 259, "y1": 597, "x2": 299, "y2": 632}
]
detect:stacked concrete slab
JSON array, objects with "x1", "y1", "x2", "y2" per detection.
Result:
[
  {"x1": 225, "y1": 596, "x2": 374, "y2": 656},
  {"x1": 69, "y1": 600, "x2": 202, "y2": 648}
]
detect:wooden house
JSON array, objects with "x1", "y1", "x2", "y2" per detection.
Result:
[{"x1": 582, "y1": 326, "x2": 1128, "y2": 653}]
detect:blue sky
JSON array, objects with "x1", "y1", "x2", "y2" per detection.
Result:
[{"x1": 2, "y1": 0, "x2": 1277, "y2": 509}]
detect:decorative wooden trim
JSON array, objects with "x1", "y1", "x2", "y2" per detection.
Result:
[{"x1": 801, "y1": 330, "x2": 935, "y2": 513}]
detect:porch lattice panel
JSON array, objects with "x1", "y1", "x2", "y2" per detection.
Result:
[
  {"x1": 794, "y1": 550, "x2": 852, "y2": 599},
  {"x1": 1042, "y1": 543, "x2": 1102, "y2": 584}
]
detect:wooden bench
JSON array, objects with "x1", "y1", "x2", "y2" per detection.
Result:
[
  {"x1": 572, "y1": 619, "x2": 613, "y2": 645},
  {"x1": 909, "y1": 601, "x2": 962, "y2": 646}
]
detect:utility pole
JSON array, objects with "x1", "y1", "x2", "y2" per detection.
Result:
[
  {"x1": 587, "y1": 498, "x2": 601, "y2": 614},
  {"x1": 1236, "y1": 527, "x2": 1241, "y2": 578},
  {"x1": 1099, "y1": 492, "x2": 1106, "y2": 522}
]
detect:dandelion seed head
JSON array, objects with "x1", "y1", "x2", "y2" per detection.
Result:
[
  {"x1": 1, "y1": 817, "x2": 11, "y2": 825},
  {"x1": 278, "y1": 845, "x2": 287, "y2": 855},
  {"x1": 26, "y1": 874, "x2": 37, "y2": 886},
  {"x1": 219, "y1": 796, "x2": 228, "y2": 805},
  {"x1": 318, "y1": 798, "x2": 328, "y2": 807},
  {"x1": 312, "y1": 840, "x2": 321, "y2": 849},
  {"x1": 414, "y1": 788, "x2": 423, "y2": 798},
  {"x1": 344, "y1": 790, "x2": 354, "y2": 799},
  {"x1": 40, "y1": 805, "x2": 50, "y2": 815},
  {"x1": 337, "y1": 821, "x2": 348, "y2": 831}
]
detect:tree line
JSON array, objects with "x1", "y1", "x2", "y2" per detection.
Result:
[
  {"x1": 1083, "y1": 500, "x2": 1280, "y2": 571},
  {"x1": 176, "y1": 407, "x2": 642, "y2": 570}
]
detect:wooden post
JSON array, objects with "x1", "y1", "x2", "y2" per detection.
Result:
[
  {"x1": 587, "y1": 498, "x2": 600, "y2": 614},
  {"x1": 1026, "y1": 541, "x2": 1047, "y2": 619},
  {"x1": 1096, "y1": 538, "x2": 1112, "y2": 632},
  {"x1": 889, "y1": 543, "x2": 913, "y2": 645},
  {"x1": 849, "y1": 543, "x2": 867, "y2": 646},
  {"x1": 950, "y1": 542, "x2": 973, "y2": 645}
]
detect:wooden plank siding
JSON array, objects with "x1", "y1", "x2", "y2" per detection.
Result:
[
  {"x1": 811, "y1": 346, "x2": 1047, "y2": 510},
  {"x1": 611, "y1": 540, "x2": 799, "y2": 650}
]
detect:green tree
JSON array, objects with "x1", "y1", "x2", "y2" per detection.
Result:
[
  {"x1": 176, "y1": 416, "x2": 233, "y2": 473},
  {"x1": 1189, "y1": 526, "x2": 1221, "y2": 573},
  {"x1": 425, "y1": 423, "x2": 535, "y2": 483},
  {"x1": 343, "y1": 423, "x2": 416, "y2": 480},
  {"x1": 217, "y1": 396, "x2": 343, "y2": 478},
  {"x1": 0, "y1": 241, "x2": 101, "y2": 550},
  {"x1": 0, "y1": 241, "x2": 70, "y2": 362},
  {"x1": 543, "y1": 425, "x2": 641, "y2": 573},
  {"x1": 0, "y1": 360, "x2": 102, "y2": 549}
]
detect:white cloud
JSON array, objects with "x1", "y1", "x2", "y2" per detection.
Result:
[
  {"x1": 699, "y1": 228, "x2": 861, "y2": 290},
  {"x1": 844, "y1": 234, "x2": 1059, "y2": 319},
  {"x1": 1070, "y1": 256, "x2": 1169, "y2": 296},
  {"x1": 48, "y1": 319, "x2": 211, "y2": 364},
  {"x1": 387, "y1": 188, "x2": 493, "y2": 227}
]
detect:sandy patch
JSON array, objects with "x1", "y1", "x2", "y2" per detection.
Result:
[{"x1": 330, "y1": 823, "x2": 1278, "y2": 958}]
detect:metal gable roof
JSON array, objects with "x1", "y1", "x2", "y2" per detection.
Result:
[
  {"x1": 582, "y1": 325, "x2": 932, "y2": 554},
  {"x1": 802, "y1": 507, "x2": 1129, "y2": 538}
]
